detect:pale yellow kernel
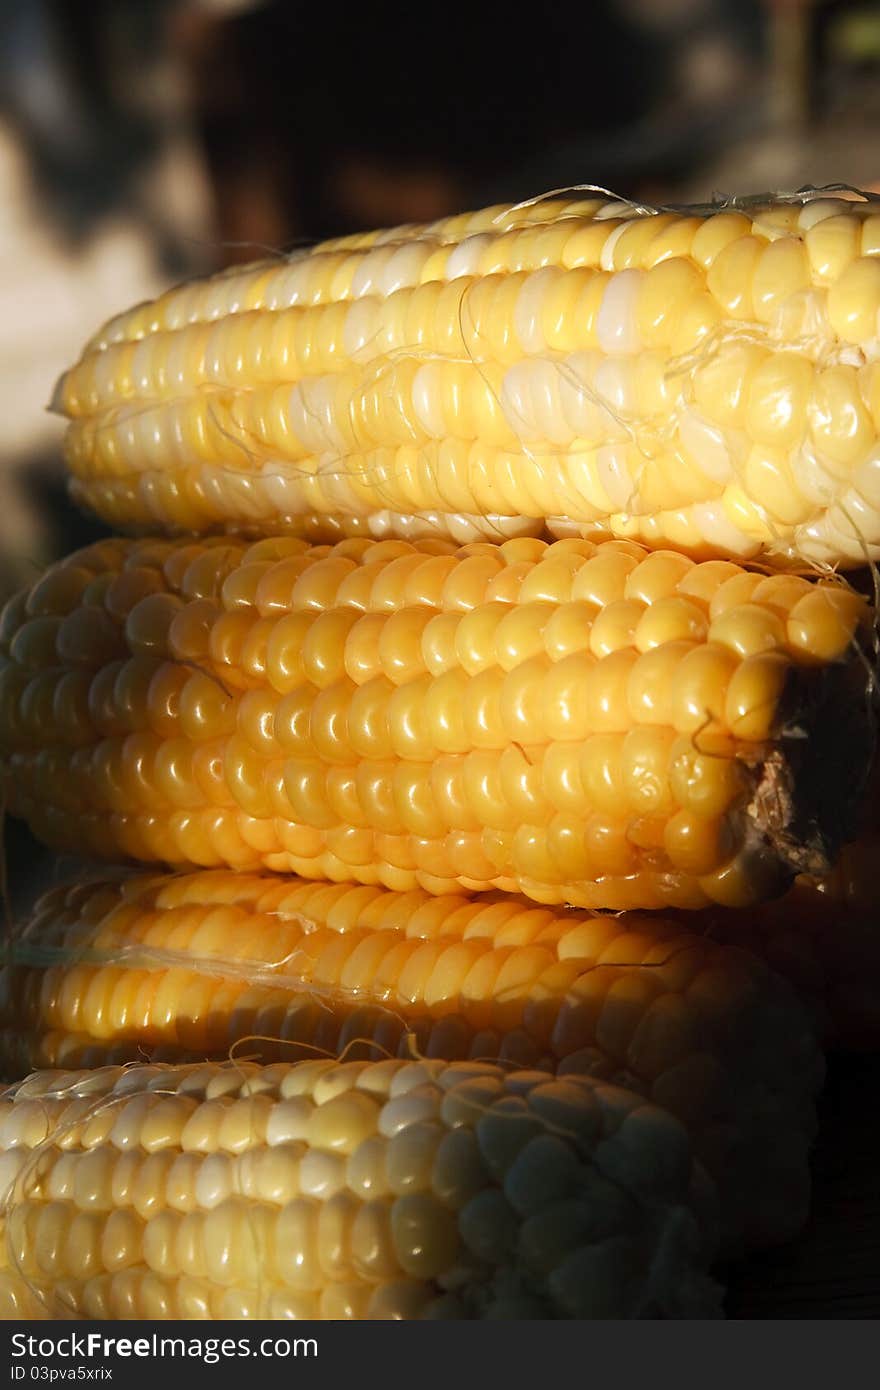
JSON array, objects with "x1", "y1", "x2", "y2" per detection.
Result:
[
  {"x1": 587, "y1": 599, "x2": 643, "y2": 657},
  {"x1": 624, "y1": 551, "x2": 694, "y2": 604},
  {"x1": 320, "y1": 1282, "x2": 371, "y2": 1319},
  {"x1": 674, "y1": 561, "x2": 748, "y2": 608},
  {"x1": 706, "y1": 236, "x2": 763, "y2": 318},
  {"x1": 561, "y1": 221, "x2": 617, "y2": 269},
  {"x1": 724, "y1": 651, "x2": 789, "y2": 741},
  {"x1": 633, "y1": 596, "x2": 708, "y2": 651},
  {"x1": 691, "y1": 213, "x2": 752, "y2": 269},
  {"x1": 693, "y1": 343, "x2": 766, "y2": 429},
  {"x1": 493, "y1": 602, "x2": 556, "y2": 670},
  {"x1": 669, "y1": 643, "x2": 739, "y2": 735},
  {"x1": 752, "y1": 238, "x2": 810, "y2": 324},
  {"x1": 670, "y1": 290, "x2": 722, "y2": 356},
  {"x1": 709, "y1": 603, "x2": 787, "y2": 657},
  {"x1": 273, "y1": 1198, "x2": 320, "y2": 1290},
  {"x1": 579, "y1": 648, "x2": 638, "y2": 731},
  {"x1": 620, "y1": 725, "x2": 677, "y2": 814},
  {"x1": 542, "y1": 601, "x2": 599, "y2": 660},
  {"x1": 309, "y1": 1190, "x2": 355, "y2": 1282},
  {"x1": 99, "y1": 1205, "x2": 143, "y2": 1276},
  {"x1": 131, "y1": 1154, "x2": 181, "y2": 1226},
  {"x1": 809, "y1": 365, "x2": 874, "y2": 468},
  {"x1": 64, "y1": 1210, "x2": 104, "y2": 1280},
  {"x1": 642, "y1": 216, "x2": 701, "y2": 266},
  {"x1": 137, "y1": 1095, "x2": 195, "y2": 1153},
  {"x1": 627, "y1": 642, "x2": 695, "y2": 726},
  {"x1": 608, "y1": 215, "x2": 676, "y2": 270},
  {"x1": 538, "y1": 268, "x2": 592, "y2": 352},
  {"x1": 346, "y1": 1134, "x2": 391, "y2": 1200},
  {"x1": 309, "y1": 1091, "x2": 381, "y2": 1154},
  {"x1": 568, "y1": 549, "x2": 636, "y2": 607},
  {"x1": 741, "y1": 446, "x2": 812, "y2": 529},
  {"x1": 351, "y1": 1198, "x2": 399, "y2": 1279},
  {"x1": 786, "y1": 586, "x2": 865, "y2": 662},
  {"x1": 708, "y1": 572, "x2": 765, "y2": 618},
  {"x1": 668, "y1": 737, "x2": 748, "y2": 818},
  {"x1": 384, "y1": 1120, "x2": 444, "y2": 1196},
  {"x1": 827, "y1": 257, "x2": 880, "y2": 340},
  {"x1": 366, "y1": 1280, "x2": 431, "y2": 1320},
  {"x1": 745, "y1": 354, "x2": 812, "y2": 449},
  {"x1": 179, "y1": 1099, "x2": 228, "y2": 1153},
  {"x1": 861, "y1": 214, "x2": 880, "y2": 256},
  {"x1": 663, "y1": 809, "x2": 733, "y2": 874},
  {"x1": 805, "y1": 214, "x2": 859, "y2": 283},
  {"x1": 298, "y1": 1148, "x2": 346, "y2": 1200},
  {"x1": 748, "y1": 574, "x2": 812, "y2": 615},
  {"x1": 577, "y1": 733, "x2": 626, "y2": 815}
]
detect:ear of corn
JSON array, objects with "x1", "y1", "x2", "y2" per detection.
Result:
[
  {"x1": 1, "y1": 870, "x2": 824, "y2": 1253},
  {"x1": 0, "y1": 535, "x2": 871, "y2": 912},
  {"x1": 55, "y1": 193, "x2": 880, "y2": 568},
  {"x1": 0, "y1": 1059, "x2": 722, "y2": 1320}
]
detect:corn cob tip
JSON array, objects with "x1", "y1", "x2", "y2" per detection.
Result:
[{"x1": 744, "y1": 656, "x2": 875, "y2": 885}]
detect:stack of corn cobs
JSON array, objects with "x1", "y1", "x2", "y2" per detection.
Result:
[{"x1": 2, "y1": 189, "x2": 880, "y2": 1320}]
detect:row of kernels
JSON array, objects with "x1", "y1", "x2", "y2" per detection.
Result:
[
  {"x1": 15, "y1": 569, "x2": 817, "y2": 745},
  {"x1": 69, "y1": 197, "x2": 880, "y2": 365},
  {"x1": 272, "y1": 735, "x2": 737, "y2": 836},
  {"x1": 65, "y1": 425, "x2": 681, "y2": 541},
  {"x1": 70, "y1": 354, "x2": 880, "y2": 532},
  {"x1": 68, "y1": 201, "x2": 744, "y2": 354},
  {"x1": 3, "y1": 791, "x2": 261, "y2": 869},
  {"x1": 30, "y1": 1267, "x2": 456, "y2": 1321},
  {"x1": 233, "y1": 539, "x2": 671, "y2": 615},
  {"x1": 75, "y1": 217, "x2": 872, "y2": 430},
  {"x1": 180, "y1": 572, "x2": 850, "y2": 692},
  {"x1": 2, "y1": 770, "x2": 742, "y2": 909},
  {"x1": 261, "y1": 650, "x2": 783, "y2": 756},
  {"x1": 7, "y1": 1187, "x2": 457, "y2": 1291},
  {"x1": 5, "y1": 695, "x2": 752, "y2": 837},
  {"x1": 5, "y1": 1193, "x2": 663, "y2": 1316},
  {"x1": 23, "y1": 873, "x2": 560, "y2": 952}
]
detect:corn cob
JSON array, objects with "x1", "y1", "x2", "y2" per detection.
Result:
[
  {"x1": 0, "y1": 1059, "x2": 722, "y2": 1319},
  {"x1": 55, "y1": 191, "x2": 880, "y2": 567},
  {"x1": 1, "y1": 872, "x2": 824, "y2": 1251},
  {"x1": 1, "y1": 534, "x2": 871, "y2": 911}
]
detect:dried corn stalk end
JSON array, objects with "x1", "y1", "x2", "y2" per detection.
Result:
[{"x1": 0, "y1": 1060, "x2": 723, "y2": 1320}]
